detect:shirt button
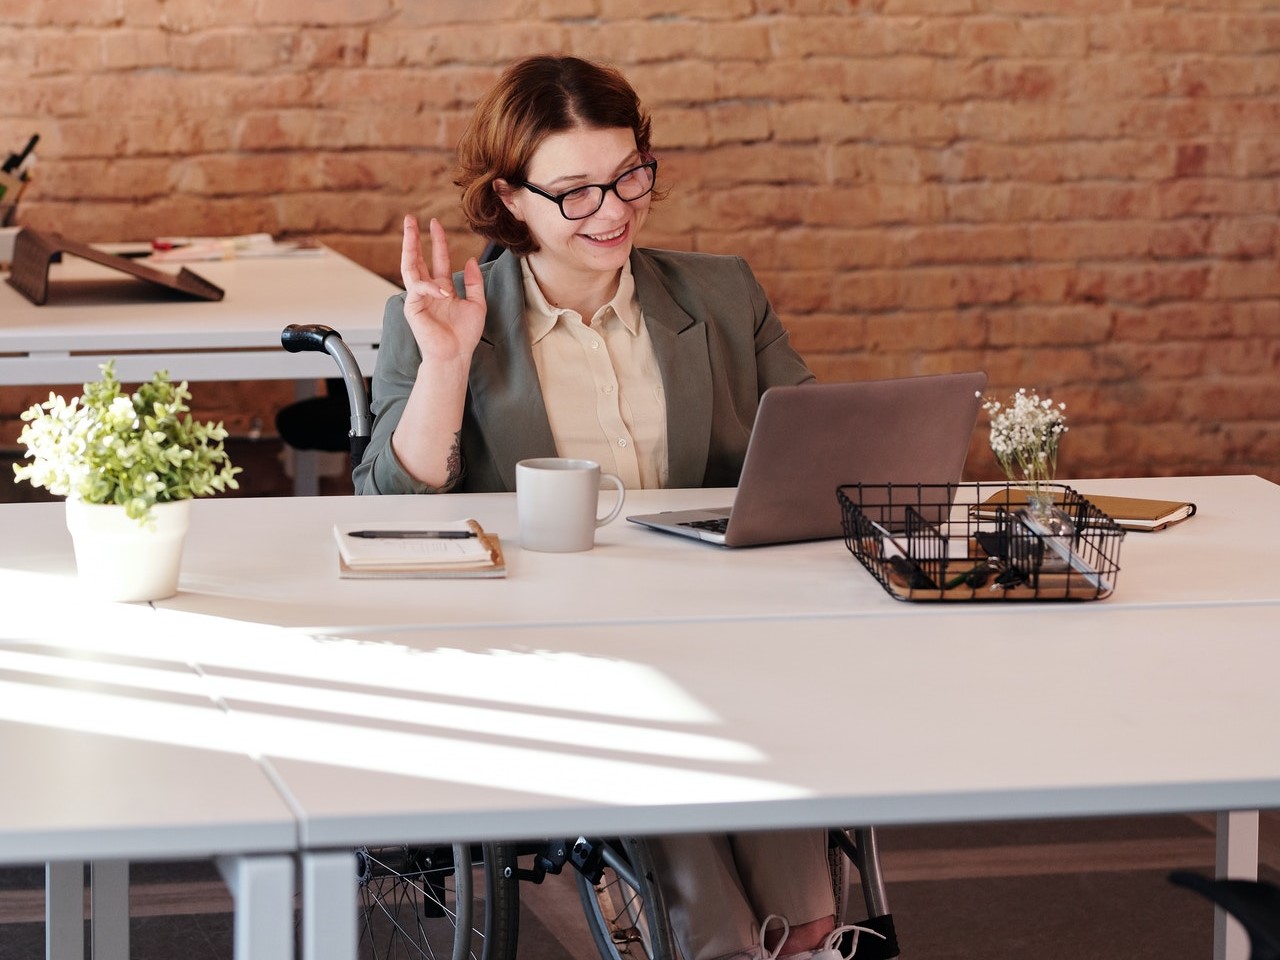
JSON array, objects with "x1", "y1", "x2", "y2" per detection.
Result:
[
  {"x1": 617, "y1": 438, "x2": 627, "y2": 447},
  {"x1": 590, "y1": 340, "x2": 600, "y2": 350},
  {"x1": 604, "y1": 384, "x2": 615, "y2": 394}
]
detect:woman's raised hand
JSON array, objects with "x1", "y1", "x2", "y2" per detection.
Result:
[{"x1": 400, "y1": 214, "x2": 487, "y2": 365}]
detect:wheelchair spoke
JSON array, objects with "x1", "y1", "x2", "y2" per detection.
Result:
[{"x1": 356, "y1": 844, "x2": 515, "y2": 960}]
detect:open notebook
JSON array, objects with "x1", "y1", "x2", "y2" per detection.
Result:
[{"x1": 628, "y1": 371, "x2": 988, "y2": 547}]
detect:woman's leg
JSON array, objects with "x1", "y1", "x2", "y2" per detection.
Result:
[
  {"x1": 732, "y1": 829, "x2": 835, "y2": 955},
  {"x1": 647, "y1": 833, "x2": 763, "y2": 960}
]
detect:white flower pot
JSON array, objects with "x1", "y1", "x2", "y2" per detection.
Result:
[{"x1": 65, "y1": 498, "x2": 192, "y2": 602}]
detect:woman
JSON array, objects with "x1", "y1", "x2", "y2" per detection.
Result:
[{"x1": 355, "y1": 54, "x2": 869, "y2": 960}]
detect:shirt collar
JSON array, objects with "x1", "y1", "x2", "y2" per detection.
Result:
[{"x1": 520, "y1": 257, "x2": 641, "y2": 345}]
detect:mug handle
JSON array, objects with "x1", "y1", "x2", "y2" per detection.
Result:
[{"x1": 596, "y1": 473, "x2": 626, "y2": 527}]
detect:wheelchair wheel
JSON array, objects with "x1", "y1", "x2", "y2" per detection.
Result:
[
  {"x1": 356, "y1": 842, "x2": 519, "y2": 960},
  {"x1": 575, "y1": 836, "x2": 676, "y2": 960}
]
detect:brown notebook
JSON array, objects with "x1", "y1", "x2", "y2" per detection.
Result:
[{"x1": 977, "y1": 489, "x2": 1196, "y2": 532}]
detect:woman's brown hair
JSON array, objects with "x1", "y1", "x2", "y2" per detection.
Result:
[{"x1": 455, "y1": 56, "x2": 655, "y2": 256}]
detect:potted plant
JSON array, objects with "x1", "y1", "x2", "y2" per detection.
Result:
[{"x1": 13, "y1": 361, "x2": 240, "y2": 601}]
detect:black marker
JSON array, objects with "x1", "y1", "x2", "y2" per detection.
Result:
[{"x1": 2, "y1": 134, "x2": 38, "y2": 175}]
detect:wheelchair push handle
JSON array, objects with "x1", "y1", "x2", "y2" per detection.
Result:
[
  {"x1": 280, "y1": 324, "x2": 373, "y2": 464},
  {"x1": 280, "y1": 323, "x2": 338, "y2": 354}
]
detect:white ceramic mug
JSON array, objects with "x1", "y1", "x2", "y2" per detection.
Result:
[{"x1": 516, "y1": 458, "x2": 626, "y2": 553}]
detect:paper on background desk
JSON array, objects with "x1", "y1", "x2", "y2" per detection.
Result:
[{"x1": 148, "y1": 233, "x2": 323, "y2": 262}]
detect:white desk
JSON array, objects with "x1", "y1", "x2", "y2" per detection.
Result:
[
  {"x1": 2, "y1": 476, "x2": 1275, "y2": 960},
  {"x1": 0, "y1": 246, "x2": 394, "y2": 386},
  {"x1": 119, "y1": 474, "x2": 1280, "y2": 633},
  {"x1": 177, "y1": 604, "x2": 1280, "y2": 843},
  {"x1": 0, "y1": 593, "x2": 299, "y2": 960}
]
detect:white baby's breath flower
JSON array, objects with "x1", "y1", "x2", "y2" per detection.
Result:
[{"x1": 980, "y1": 388, "x2": 1068, "y2": 492}]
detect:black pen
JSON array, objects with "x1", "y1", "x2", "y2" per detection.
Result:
[{"x1": 347, "y1": 529, "x2": 476, "y2": 539}]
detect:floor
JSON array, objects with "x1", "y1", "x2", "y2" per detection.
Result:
[{"x1": 3, "y1": 440, "x2": 1277, "y2": 957}]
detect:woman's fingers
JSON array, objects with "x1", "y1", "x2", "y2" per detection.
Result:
[
  {"x1": 400, "y1": 215, "x2": 427, "y2": 287},
  {"x1": 401, "y1": 214, "x2": 458, "y2": 300},
  {"x1": 461, "y1": 257, "x2": 485, "y2": 303},
  {"x1": 429, "y1": 217, "x2": 453, "y2": 282}
]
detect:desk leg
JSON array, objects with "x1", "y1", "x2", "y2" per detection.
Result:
[
  {"x1": 1213, "y1": 810, "x2": 1260, "y2": 960},
  {"x1": 217, "y1": 855, "x2": 295, "y2": 960},
  {"x1": 45, "y1": 862, "x2": 83, "y2": 960},
  {"x1": 90, "y1": 860, "x2": 129, "y2": 960},
  {"x1": 301, "y1": 851, "x2": 357, "y2": 960},
  {"x1": 292, "y1": 379, "x2": 320, "y2": 497}
]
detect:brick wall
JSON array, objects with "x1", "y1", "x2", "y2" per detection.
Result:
[{"x1": 3, "y1": 1, "x2": 1279, "y2": 484}]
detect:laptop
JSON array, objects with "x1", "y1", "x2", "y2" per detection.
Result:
[{"x1": 627, "y1": 370, "x2": 988, "y2": 547}]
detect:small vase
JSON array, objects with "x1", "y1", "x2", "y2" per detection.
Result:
[
  {"x1": 65, "y1": 498, "x2": 191, "y2": 602},
  {"x1": 1019, "y1": 487, "x2": 1075, "y2": 571}
]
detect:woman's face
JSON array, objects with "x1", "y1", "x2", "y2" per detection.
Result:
[{"x1": 499, "y1": 125, "x2": 651, "y2": 288}]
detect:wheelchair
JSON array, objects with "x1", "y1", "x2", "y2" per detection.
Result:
[{"x1": 281, "y1": 322, "x2": 900, "y2": 960}]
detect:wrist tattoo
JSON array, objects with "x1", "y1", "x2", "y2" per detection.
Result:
[{"x1": 445, "y1": 431, "x2": 465, "y2": 485}]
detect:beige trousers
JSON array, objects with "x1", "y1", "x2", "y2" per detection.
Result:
[{"x1": 646, "y1": 829, "x2": 834, "y2": 960}]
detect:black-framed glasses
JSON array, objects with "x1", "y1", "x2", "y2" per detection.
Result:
[{"x1": 517, "y1": 160, "x2": 658, "y2": 221}]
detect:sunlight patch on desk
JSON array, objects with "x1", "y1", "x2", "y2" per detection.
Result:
[
  {"x1": 172, "y1": 615, "x2": 718, "y2": 723},
  {"x1": 0, "y1": 675, "x2": 802, "y2": 806},
  {"x1": 0, "y1": 678, "x2": 249, "y2": 756},
  {"x1": 225, "y1": 707, "x2": 808, "y2": 806},
  {"x1": 204, "y1": 671, "x2": 763, "y2": 763},
  {"x1": 0, "y1": 647, "x2": 209, "y2": 699}
]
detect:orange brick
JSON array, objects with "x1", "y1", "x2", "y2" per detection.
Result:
[
  {"x1": 1207, "y1": 261, "x2": 1280, "y2": 300},
  {"x1": 1227, "y1": 300, "x2": 1280, "y2": 336},
  {"x1": 706, "y1": 102, "x2": 772, "y2": 145},
  {"x1": 786, "y1": 314, "x2": 869, "y2": 355},
  {"x1": 599, "y1": 0, "x2": 754, "y2": 17},
  {"x1": 1149, "y1": 220, "x2": 1212, "y2": 260},
  {"x1": 29, "y1": 30, "x2": 103, "y2": 75},
  {"x1": 988, "y1": 308, "x2": 1111, "y2": 348},
  {"x1": 1111, "y1": 303, "x2": 1232, "y2": 341},
  {"x1": 958, "y1": 17, "x2": 1088, "y2": 58},
  {"x1": 26, "y1": 0, "x2": 121, "y2": 27},
  {"x1": 843, "y1": 57, "x2": 942, "y2": 101},
  {"x1": 898, "y1": 224, "x2": 1029, "y2": 265},
  {"x1": 713, "y1": 59, "x2": 845, "y2": 102},
  {"x1": 254, "y1": 0, "x2": 387, "y2": 26}
]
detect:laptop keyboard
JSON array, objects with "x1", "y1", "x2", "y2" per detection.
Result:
[{"x1": 679, "y1": 517, "x2": 729, "y2": 534}]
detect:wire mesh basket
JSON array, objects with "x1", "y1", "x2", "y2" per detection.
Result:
[{"x1": 838, "y1": 482, "x2": 1126, "y2": 602}]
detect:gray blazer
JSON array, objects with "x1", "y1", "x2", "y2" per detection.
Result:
[{"x1": 353, "y1": 246, "x2": 814, "y2": 495}]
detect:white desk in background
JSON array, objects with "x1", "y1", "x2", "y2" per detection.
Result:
[
  {"x1": 0, "y1": 245, "x2": 392, "y2": 385},
  {"x1": 0, "y1": 244, "x2": 397, "y2": 494},
  {"x1": 0, "y1": 595, "x2": 298, "y2": 960}
]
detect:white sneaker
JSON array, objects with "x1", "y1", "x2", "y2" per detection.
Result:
[
  {"x1": 759, "y1": 915, "x2": 790, "y2": 960},
  {"x1": 780, "y1": 922, "x2": 887, "y2": 960}
]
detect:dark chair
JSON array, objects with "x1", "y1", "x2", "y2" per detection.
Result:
[{"x1": 1170, "y1": 871, "x2": 1280, "y2": 960}]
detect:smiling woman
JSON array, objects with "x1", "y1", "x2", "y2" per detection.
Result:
[{"x1": 351, "y1": 54, "x2": 842, "y2": 960}]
